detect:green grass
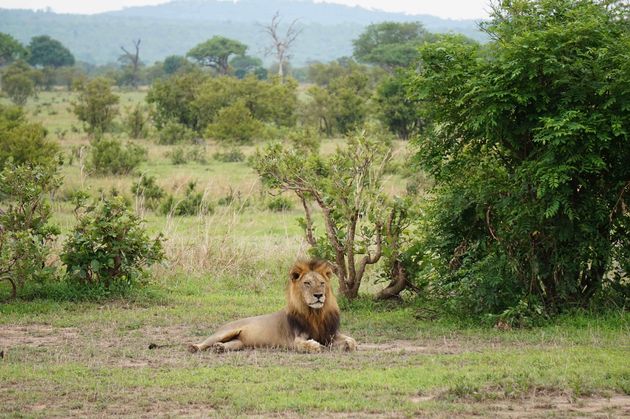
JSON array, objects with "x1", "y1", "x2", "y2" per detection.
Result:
[{"x1": 1, "y1": 90, "x2": 628, "y2": 416}]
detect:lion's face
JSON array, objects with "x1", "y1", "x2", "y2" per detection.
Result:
[{"x1": 290, "y1": 260, "x2": 334, "y2": 310}]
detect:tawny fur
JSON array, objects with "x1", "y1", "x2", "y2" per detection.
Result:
[{"x1": 188, "y1": 259, "x2": 357, "y2": 353}]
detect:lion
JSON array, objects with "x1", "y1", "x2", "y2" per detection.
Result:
[{"x1": 188, "y1": 259, "x2": 357, "y2": 353}]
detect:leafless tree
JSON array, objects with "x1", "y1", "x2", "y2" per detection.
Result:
[
  {"x1": 119, "y1": 39, "x2": 141, "y2": 88},
  {"x1": 262, "y1": 12, "x2": 302, "y2": 81}
]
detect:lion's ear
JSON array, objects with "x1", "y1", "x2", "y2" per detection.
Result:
[
  {"x1": 316, "y1": 261, "x2": 335, "y2": 280},
  {"x1": 290, "y1": 263, "x2": 305, "y2": 281}
]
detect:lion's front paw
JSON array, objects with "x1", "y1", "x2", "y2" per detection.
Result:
[
  {"x1": 187, "y1": 344, "x2": 200, "y2": 353},
  {"x1": 300, "y1": 339, "x2": 322, "y2": 353},
  {"x1": 343, "y1": 337, "x2": 357, "y2": 352}
]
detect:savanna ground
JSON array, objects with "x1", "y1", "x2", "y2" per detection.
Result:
[{"x1": 1, "y1": 91, "x2": 629, "y2": 417}]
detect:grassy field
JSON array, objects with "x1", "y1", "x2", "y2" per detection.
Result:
[{"x1": 1, "y1": 91, "x2": 629, "y2": 417}]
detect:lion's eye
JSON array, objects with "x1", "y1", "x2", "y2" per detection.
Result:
[
  {"x1": 320, "y1": 282, "x2": 324, "y2": 286},
  {"x1": 304, "y1": 281, "x2": 312, "y2": 287}
]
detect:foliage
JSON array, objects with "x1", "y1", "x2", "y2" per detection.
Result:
[
  {"x1": 166, "y1": 145, "x2": 207, "y2": 165},
  {"x1": 205, "y1": 99, "x2": 262, "y2": 144},
  {"x1": 303, "y1": 59, "x2": 375, "y2": 135},
  {"x1": 254, "y1": 128, "x2": 394, "y2": 299},
  {"x1": 162, "y1": 55, "x2": 191, "y2": 75},
  {"x1": 230, "y1": 55, "x2": 266, "y2": 79},
  {"x1": 374, "y1": 71, "x2": 424, "y2": 140},
  {"x1": 72, "y1": 77, "x2": 119, "y2": 136},
  {"x1": 27, "y1": 35, "x2": 75, "y2": 68},
  {"x1": 409, "y1": 0, "x2": 630, "y2": 315},
  {"x1": 187, "y1": 36, "x2": 247, "y2": 75},
  {"x1": 213, "y1": 147, "x2": 245, "y2": 163},
  {"x1": 160, "y1": 181, "x2": 213, "y2": 216},
  {"x1": 131, "y1": 174, "x2": 165, "y2": 210},
  {"x1": 0, "y1": 104, "x2": 59, "y2": 169},
  {"x1": 0, "y1": 32, "x2": 27, "y2": 66},
  {"x1": 353, "y1": 21, "x2": 433, "y2": 70},
  {"x1": 156, "y1": 121, "x2": 195, "y2": 146},
  {"x1": 87, "y1": 137, "x2": 147, "y2": 176},
  {"x1": 61, "y1": 196, "x2": 163, "y2": 289},
  {"x1": 146, "y1": 70, "x2": 209, "y2": 130},
  {"x1": 2, "y1": 73, "x2": 34, "y2": 106},
  {"x1": 266, "y1": 195, "x2": 294, "y2": 212},
  {"x1": 124, "y1": 103, "x2": 149, "y2": 139},
  {"x1": 0, "y1": 161, "x2": 61, "y2": 298}
]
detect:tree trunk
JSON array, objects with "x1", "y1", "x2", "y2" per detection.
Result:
[{"x1": 376, "y1": 260, "x2": 408, "y2": 300}]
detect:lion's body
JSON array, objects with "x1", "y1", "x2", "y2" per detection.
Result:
[{"x1": 188, "y1": 260, "x2": 357, "y2": 353}]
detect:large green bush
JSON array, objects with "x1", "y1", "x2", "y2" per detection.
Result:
[
  {"x1": 72, "y1": 77, "x2": 119, "y2": 136},
  {"x1": 0, "y1": 161, "x2": 61, "y2": 298},
  {"x1": 409, "y1": 0, "x2": 630, "y2": 317},
  {"x1": 205, "y1": 99, "x2": 262, "y2": 143},
  {"x1": 61, "y1": 197, "x2": 164, "y2": 289},
  {"x1": 0, "y1": 104, "x2": 59, "y2": 169},
  {"x1": 88, "y1": 137, "x2": 147, "y2": 176}
]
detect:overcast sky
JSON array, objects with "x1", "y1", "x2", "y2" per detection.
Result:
[{"x1": 0, "y1": 0, "x2": 492, "y2": 20}]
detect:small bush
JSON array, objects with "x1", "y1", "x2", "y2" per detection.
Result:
[
  {"x1": 2, "y1": 73, "x2": 35, "y2": 106},
  {"x1": 88, "y1": 137, "x2": 147, "y2": 176},
  {"x1": 61, "y1": 196, "x2": 164, "y2": 289},
  {"x1": 0, "y1": 161, "x2": 61, "y2": 298},
  {"x1": 0, "y1": 104, "x2": 60, "y2": 169},
  {"x1": 165, "y1": 145, "x2": 207, "y2": 165},
  {"x1": 124, "y1": 104, "x2": 149, "y2": 139},
  {"x1": 213, "y1": 147, "x2": 245, "y2": 163},
  {"x1": 157, "y1": 120, "x2": 196, "y2": 145},
  {"x1": 160, "y1": 181, "x2": 213, "y2": 216},
  {"x1": 71, "y1": 77, "x2": 119, "y2": 137},
  {"x1": 266, "y1": 195, "x2": 294, "y2": 212},
  {"x1": 131, "y1": 174, "x2": 165, "y2": 210}
]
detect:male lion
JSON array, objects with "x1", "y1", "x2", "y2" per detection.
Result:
[{"x1": 188, "y1": 259, "x2": 357, "y2": 353}]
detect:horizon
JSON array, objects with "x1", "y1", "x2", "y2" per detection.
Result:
[{"x1": 0, "y1": 0, "x2": 491, "y2": 20}]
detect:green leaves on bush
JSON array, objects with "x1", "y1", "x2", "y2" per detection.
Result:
[
  {"x1": 156, "y1": 120, "x2": 196, "y2": 145},
  {"x1": 0, "y1": 104, "x2": 60, "y2": 169},
  {"x1": 88, "y1": 137, "x2": 147, "y2": 176},
  {"x1": 61, "y1": 197, "x2": 164, "y2": 289},
  {"x1": 205, "y1": 99, "x2": 262, "y2": 143},
  {"x1": 0, "y1": 161, "x2": 62, "y2": 298},
  {"x1": 160, "y1": 181, "x2": 213, "y2": 216},
  {"x1": 131, "y1": 174, "x2": 165, "y2": 210},
  {"x1": 408, "y1": 0, "x2": 630, "y2": 316},
  {"x1": 72, "y1": 77, "x2": 119, "y2": 136}
]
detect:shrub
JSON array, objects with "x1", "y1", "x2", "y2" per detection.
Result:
[
  {"x1": 165, "y1": 145, "x2": 207, "y2": 165},
  {"x1": 88, "y1": 137, "x2": 147, "y2": 176},
  {"x1": 266, "y1": 195, "x2": 294, "y2": 212},
  {"x1": 0, "y1": 104, "x2": 60, "y2": 169},
  {"x1": 2, "y1": 73, "x2": 35, "y2": 106},
  {"x1": 213, "y1": 147, "x2": 245, "y2": 163},
  {"x1": 61, "y1": 196, "x2": 164, "y2": 289},
  {"x1": 131, "y1": 174, "x2": 165, "y2": 210},
  {"x1": 124, "y1": 103, "x2": 149, "y2": 139},
  {"x1": 0, "y1": 161, "x2": 61, "y2": 298},
  {"x1": 156, "y1": 120, "x2": 196, "y2": 145},
  {"x1": 160, "y1": 181, "x2": 213, "y2": 216},
  {"x1": 205, "y1": 100, "x2": 262, "y2": 144},
  {"x1": 72, "y1": 77, "x2": 119, "y2": 137}
]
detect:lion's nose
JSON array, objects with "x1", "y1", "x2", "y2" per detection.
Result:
[{"x1": 313, "y1": 293, "x2": 323, "y2": 299}]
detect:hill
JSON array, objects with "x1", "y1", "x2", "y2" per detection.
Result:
[{"x1": 0, "y1": 0, "x2": 484, "y2": 66}]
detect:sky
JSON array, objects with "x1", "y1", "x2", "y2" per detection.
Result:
[{"x1": 0, "y1": 0, "x2": 492, "y2": 20}]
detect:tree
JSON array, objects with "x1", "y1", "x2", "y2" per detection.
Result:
[
  {"x1": 353, "y1": 22, "x2": 433, "y2": 70},
  {"x1": 72, "y1": 77, "x2": 119, "y2": 136},
  {"x1": 0, "y1": 32, "x2": 27, "y2": 66},
  {"x1": 2, "y1": 73, "x2": 34, "y2": 106},
  {"x1": 187, "y1": 36, "x2": 247, "y2": 75},
  {"x1": 27, "y1": 35, "x2": 75, "y2": 68},
  {"x1": 374, "y1": 71, "x2": 424, "y2": 140},
  {"x1": 409, "y1": 0, "x2": 630, "y2": 315},
  {"x1": 254, "y1": 129, "x2": 394, "y2": 299},
  {"x1": 263, "y1": 12, "x2": 302, "y2": 80},
  {"x1": 230, "y1": 55, "x2": 265, "y2": 79},
  {"x1": 119, "y1": 39, "x2": 142, "y2": 88},
  {"x1": 0, "y1": 104, "x2": 59, "y2": 169},
  {"x1": 162, "y1": 55, "x2": 189, "y2": 75}
]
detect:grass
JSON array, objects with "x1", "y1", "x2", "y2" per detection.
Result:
[{"x1": 1, "y1": 91, "x2": 629, "y2": 416}]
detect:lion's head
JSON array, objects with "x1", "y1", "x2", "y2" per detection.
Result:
[{"x1": 286, "y1": 259, "x2": 340, "y2": 344}]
